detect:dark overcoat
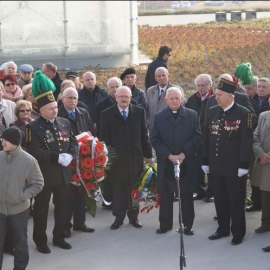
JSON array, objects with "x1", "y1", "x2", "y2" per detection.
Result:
[
  {"x1": 57, "y1": 105, "x2": 94, "y2": 136},
  {"x1": 151, "y1": 106, "x2": 202, "y2": 194},
  {"x1": 100, "y1": 103, "x2": 152, "y2": 185},
  {"x1": 26, "y1": 116, "x2": 78, "y2": 186}
]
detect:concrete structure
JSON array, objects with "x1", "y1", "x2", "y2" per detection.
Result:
[
  {"x1": 0, "y1": 1, "x2": 139, "y2": 70},
  {"x1": 231, "y1": 11, "x2": 242, "y2": 21},
  {"x1": 246, "y1": 10, "x2": 257, "y2": 19},
  {"x1": 215, "y1": 12, "x2": 227, "y2": 22}
]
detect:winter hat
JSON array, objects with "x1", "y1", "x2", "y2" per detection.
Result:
[
  {"x1": 32, "y1": 70, "x2": 56, "y2": 109},
  {"x1": 120, "y1": 68, "x2": 136, "y2": 80},
  {"x1": 2, "y1": 126, "x2": 22, "y2": 146}
]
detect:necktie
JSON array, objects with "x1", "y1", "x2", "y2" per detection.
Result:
[
  {"x1": 122, "y1": 110, "x2": 127, "y2": 121},
  {"x1": 70, "y1": 111, "x2": 76, "y2": 120},
  {"x1": 159, "y1": 89, "x2": 164, "y2": 100}
]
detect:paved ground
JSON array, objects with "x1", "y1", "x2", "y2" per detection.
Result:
[{"x1": 2, "y1": 199, "x2": 270, "y2": 270}]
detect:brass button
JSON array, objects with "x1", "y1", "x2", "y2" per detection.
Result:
[{"x1": 216, "y1": 154, "x2": 218, "y2": 156}]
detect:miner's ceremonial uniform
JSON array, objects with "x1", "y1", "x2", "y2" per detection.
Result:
[
  {"x1": 26, "y1": 115, "x2": 78, "y2": 248},
  {"x1": 202, "y1": 78, "x2": 253, "y2": 243},
  {"x1": 25, "y1": 70, "x2": 78, "y2": 253}
]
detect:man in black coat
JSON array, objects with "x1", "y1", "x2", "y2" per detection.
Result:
[
  {"x1": 185, "y1": 73, "x2": 214, "y2": 202},
  {"x1": 100, "y1": 86, "x2": 154, "y2": 230},
  {"x1": 202, "y1": 76, "x2": 254, "y2": 246},
  {"x1": 78, "y1": 71, "x2": 108, "y2": 132},
  {"x1": 151, "y1": 87, "x2": 202, "y2": 235},
  {"x1": 145, "y1": 45, "x2": 172, "y2": 90},
  {"x1": 58, "y1": 87, "x2": 95, "y2": 238},
  {"x1": 26, "y1": 71, "x2": 78, "y2": 254}
]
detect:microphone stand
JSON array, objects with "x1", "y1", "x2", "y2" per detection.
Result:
[{"x1": 174, "y1": 161, "x2": 186, "y2": 269}]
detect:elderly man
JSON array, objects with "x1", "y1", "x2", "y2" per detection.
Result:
[
  {"x1": 120, "y1": 68, "x2": 146, "y2": 109},
  {"x1": 146, "y1": 67, "x2": 180, "y2": 133},
  {"x1": 0, "y1": 127, "x2": 44, "y2": 270},
  {"x1": 5, "y1": 61, "x2": 17, "y2": 76},
  {"x1": 78, "y1": 71, "x2": 108, "y2": 132},
  {"x1": 17, "y1": 64, "x2": 34, "y2": 89},
  {"x1": 244, "y1": 76, "x2": 258, "y2": 101},
  {"x1": 26, "y1": 71, "x2": 78, "y2": 254},
  {"x1": 42, "y1": 62, "x2": 63, "y2": 100},
  {"x1": 58, "y1": 87, "x2": 94, "y2": 238},
  {"x1": 100, "y1": 86, "x2": 153, "y2": 230},
  {"x1": 202, "y1": 75, "x2": 254, "y2": 245},
  {"x1": 151, "y1": 87, "x2": 201, "y2": 235},
  {"x1": 65, "y1": 71, "x2": 83, "y2": 91},
  {"x1": 185, "y1": 74, "x2": 214, "y2": 202},
  {"x1": 145, "y1": 45, "x2": 172, "y2": 90}
]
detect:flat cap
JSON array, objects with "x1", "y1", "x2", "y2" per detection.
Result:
[
  {"x1": 66, "y1": 71, "x2": 78, "y2": 78},
  {"x1": 19, "y1": 64, "x2": 34, "y2": 72}
]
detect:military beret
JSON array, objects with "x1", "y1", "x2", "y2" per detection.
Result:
[
  {"x1": 19, "y1": 64, "x2": 34, "y2": 72},
  {"x1": 120, "y1": 68, "x2": 136, "y2": 80},
  {"x1": 66, "y1": 71, "x2": 78, "y2": 78}
]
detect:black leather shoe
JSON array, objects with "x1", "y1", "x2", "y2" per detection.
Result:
[
  {"x1": 193, "y1": 193, "x2": 205, "y2": 200},
  {"x1": 111, "y1": 220, "x2": 124, "y2": 230},
  {"x1": 231, "y1": 237, "x2": 243, "y2": 245},
  {"x1": 245, "y1": 204, "x2": 261, "y2": 212},
  {"x1": 53, "y1": 240, "x2": 72, "y2": 250},
  {"x1": 255, "y1": 225, "x2": 270, "y2": 233},
  {"x1": 64, "y1": 229, "x2": 71, "y2": 238},
  {"x1": 73, "y1": 224, "x2": 95, "y2": 233},
  {"x1": 205, "y1": 197, "x2": 214, "y2": 203},
  {"x1": 129, "y1": 219, "x2": 142, "y2": 228},
  {"x1": 176, "y1": 228, "x2": 194, "y2": 235},
  {"x1": 262, "y1": 245, "x2": 270, "y2": 252},
  {"x1": 208, "y1": 232, "x2": 230, "y2": 240},
  {"x1": 156, "y1": 228, "x2": 171, "y2": 234},
  {"x1": 36, "y1": 245, "x2": 51, "y2": 254}
]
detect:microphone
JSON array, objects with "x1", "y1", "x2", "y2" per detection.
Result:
[{"x1": 174, "y1": 161, "x2": 180, "y2": 179}]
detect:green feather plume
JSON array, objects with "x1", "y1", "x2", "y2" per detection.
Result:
[
  {"x1": 32, "y1": 70, "x2": 56, "y2": 98},
  {"x1": 234, "y1": 62, "x2": 253, "y2": 85}
]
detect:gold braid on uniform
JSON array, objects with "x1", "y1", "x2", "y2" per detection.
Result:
[{"x1": 247, "y1": 112, "x2": 253, "y2": 129}]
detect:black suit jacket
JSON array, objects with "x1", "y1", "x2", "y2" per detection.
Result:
[
  {"x1": 206, "y1": 92, "x2": 257, "y2": 129},
  {"x1": 26, "y1": 116, "x2": 78, "y2": 186},
  {"x1": 100, "y1": 103, "x2": 152, "y2": 185},
  {"x1": 57, "y1": 105, "x2": 95, "y2": 136}
]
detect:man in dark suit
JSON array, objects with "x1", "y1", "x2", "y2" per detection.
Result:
[
  {"x1": 145, "y1": 46, "x2": 172, "y2": 90},
  {"x1": 100, "y1": 86, "x2": 154, "y2": 230},
  {"x1": 58, "y1": 87, "x2": 95, "y2": 238},
  {"x1": 26, "y1": 71, "x2": 78, "y2": 254},
  {"x1": 151, "y1": 87, "x2": 202, "y2": 235},
  {"x1": 202, "y1": 76, "x2": 254, "y2": 245}
]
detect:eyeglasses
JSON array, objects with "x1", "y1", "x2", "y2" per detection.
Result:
[
  {"x1": 19, "y1": 109, "x2": 31, "y2": 113},
  {"x1": 196, "y1": 84, "x2": 208, "y2": 88},
  {"x1": 116, "y1": 95, "x2": 131, "y2": 99},
  {"x1": 65, "y1": 96, "x2": 78, "y2": 100},
  {"x1": 5, "y1": 82, "x2": 16, "y2": 87}
]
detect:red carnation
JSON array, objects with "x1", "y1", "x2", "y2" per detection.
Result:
[
  {"x1": 83, "y1": 170, "x2": 94, "y2": 180},
  {"x1": 72, "y1": 173, "x2": 80, "y2": 183},
  {"x1": 131, "y1": 189, "x2": 140, "y2": 200},
  {"x1": 95, "y1": 168, "x2": 104, "y2": 178},
  {"x1": 96, "y1": 141, "x2": 104, "y2": 153},
  {"x1": 83, "y1": 157, "x2": 94, "y2": 168},
  {"x1": 85, "y1": 182, "x2": 95, "y2": 191},
  {"x1": 81, "y1": 144, "x2": 91, "y2": 155},
  {"x1": 97, "y1": 155, "x2": 106, "y2": 165},
  {"x1": 69, "y1": 160, "x2": 77, "y2": 170}
]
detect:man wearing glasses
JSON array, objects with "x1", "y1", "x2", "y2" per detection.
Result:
[
  {"x1": 100, "y1": 86, "x2": 154, "y2": 230},
  {"x1": 185, "y1": 74, "x2": 214, "y2": 203},
  {"x1": 145, "y1": 45, "x2": 172, "y2": 90}
]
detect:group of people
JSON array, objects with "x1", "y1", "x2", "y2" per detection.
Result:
[{"x1": 1, "y1": 45, "x2": 270, "y2": 270}]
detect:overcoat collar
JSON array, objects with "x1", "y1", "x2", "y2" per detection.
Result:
[{"x1": 164, "y1": 105, "x2": 186, "y2": 126}]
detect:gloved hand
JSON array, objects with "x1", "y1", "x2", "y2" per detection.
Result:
[
  {"x1": 201, "y1": 165, "x2": 210, "y2": 174},
  {"x1": 61, "y1": 153, "x2": 73, "y2": 167},
  {"x1": 238, "y1": 168, "x2": 249, "y2": 177},
  {"x1": 58, "y1": 154, "x2": 65, "y2": 165}
]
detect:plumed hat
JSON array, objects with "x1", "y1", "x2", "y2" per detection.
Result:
[
  {"x1": 217, "y1": 78, "x2": 237, "y2": 94},
  {"x1": 32, "y1": 70, "x2": 56, "y2": 109},
  {"x1": 2, "y1": 126, "x2": 22, "y2": 146},
  {"x1": 234, "y1": 62, "x2": 253, "y2": 85},
  {"x1": 120, "y1": 68, "x2": 136, "y2": 80}
]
